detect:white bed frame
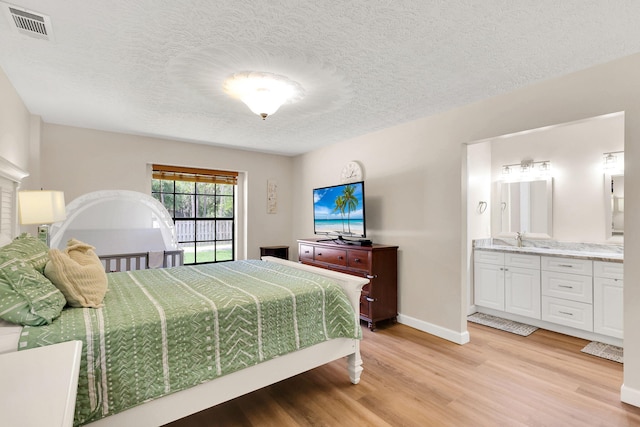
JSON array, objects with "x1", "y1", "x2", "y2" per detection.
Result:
[{"x1": 85, "y1": 256, "x2": 367, "y2": 426}]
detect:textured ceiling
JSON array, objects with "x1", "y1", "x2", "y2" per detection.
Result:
[{"x1": 1, "y1": 1, "x2": 640, "y2": 156}]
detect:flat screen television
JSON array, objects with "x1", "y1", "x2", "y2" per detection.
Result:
[{"x1": 313, "y1": 181, "x2": 366, "y2": 238}]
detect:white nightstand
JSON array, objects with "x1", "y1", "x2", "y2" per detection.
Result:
[{"x1": 0, "y1": 340, "x2": 82, "y2": 427}]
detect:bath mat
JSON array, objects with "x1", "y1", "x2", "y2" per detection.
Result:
[
  {"x1": 467, "y1": 312, "x2": 538, "y2": 336},
  {"x1": 581, "y1": 341, "x2": 623, "y2": 363}
]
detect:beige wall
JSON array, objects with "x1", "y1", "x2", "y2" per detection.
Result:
[
  {"x1": 40, "y1": 124, "x2": 294, "y2": 260},
  {"x1": 292, "y1": 53, "x2": 640, "y2": 404},
  {"x1": 0, "y1": 67, "x2": 31, "y2": 174}
]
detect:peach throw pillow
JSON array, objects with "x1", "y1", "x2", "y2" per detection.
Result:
[{"x1": 44, "y1": 239, "x2": 108, "y2": 308}]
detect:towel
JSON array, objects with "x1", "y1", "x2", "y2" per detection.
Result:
[{"x1": 147, "y1": 251, "x2": 164, "y2": 269}]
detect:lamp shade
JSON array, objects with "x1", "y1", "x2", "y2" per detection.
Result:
[{"x1": 18, "y1": 190, "x2": 66, "y2": 225}]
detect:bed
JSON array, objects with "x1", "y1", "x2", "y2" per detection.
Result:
[{"x1": 0, "y1": 161, "x2": 368, "y2": 427}]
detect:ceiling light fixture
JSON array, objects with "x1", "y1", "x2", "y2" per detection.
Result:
[{"x1": 223, "y1": 71, "x2": 305, "y2": 120}]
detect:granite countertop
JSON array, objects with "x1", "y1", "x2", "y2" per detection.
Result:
[{"x1": 473, "y1": 238, "x2": 623, "y2": 263}]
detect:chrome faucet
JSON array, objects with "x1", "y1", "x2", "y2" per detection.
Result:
[{"x1": 516, "y1": 231, "x2": 524, "y2": 247}]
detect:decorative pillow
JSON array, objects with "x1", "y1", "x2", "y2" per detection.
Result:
[
  {"x1": 0, "y1": 233, "x2": 50, "y2": 273},
  {"x1": 0, "y1": 257, "x2": 66, "y2": 326},
  {"x1": 44, "y1": 239, "x2": 108, "y2": 308}
]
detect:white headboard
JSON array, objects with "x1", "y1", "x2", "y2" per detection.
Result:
[
  {"x1": 0, "y1": 156, "x2": 29, "y2": 245},
  {"x1": 49, "y1": 190, "x2": 179, "y2": 255}
]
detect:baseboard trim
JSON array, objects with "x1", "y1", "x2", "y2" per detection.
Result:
[
  {"x1": 397, "y1": 314, "x2": 470, "y2": 345},
  {"x1": 621, "y1": 384, "x2": 640, "y2": 408}
]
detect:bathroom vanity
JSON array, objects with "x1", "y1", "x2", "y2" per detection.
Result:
[{"x1": 473, "y1": 239, "x2": 623, "y2": 346}]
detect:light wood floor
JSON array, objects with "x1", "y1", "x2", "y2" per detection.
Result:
[{"x1": 165, "y1": 322, "x2": 640, "y2": 427}]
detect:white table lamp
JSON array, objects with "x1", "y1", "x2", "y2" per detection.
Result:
[{"x1": 18, "y1": 190, "x2": 66, "y2": 246}]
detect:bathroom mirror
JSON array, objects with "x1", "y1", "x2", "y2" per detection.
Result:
[
  {"x1": 605, "y1": 174, "x2": 624, "y2": 238},
  {"x1": 499, "y1": 178, "x2": 553, "y2": 238}
]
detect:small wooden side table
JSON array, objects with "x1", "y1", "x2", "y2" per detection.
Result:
[{"x1": 260, "y1": 245, "x2": 289, "y2": 260}]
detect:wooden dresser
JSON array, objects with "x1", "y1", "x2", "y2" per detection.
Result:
[{"x1": 298, "y1": 238, "x2": 398, "y2": 330}]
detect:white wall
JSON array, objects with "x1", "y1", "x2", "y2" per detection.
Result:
[
  {"x1": 487, "y1": 113, "x2": 624, "y2": 243},
  {"x1": 40, "y1": 124, "x2": 294, "y2": 260},
  {"x1": 292, "y1": 53, "x2": 640, "y2": 405}
]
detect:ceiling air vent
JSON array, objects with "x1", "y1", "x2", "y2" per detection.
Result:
[{"x1": 1, "y1": 2, "x2": 54, "y2": 40}]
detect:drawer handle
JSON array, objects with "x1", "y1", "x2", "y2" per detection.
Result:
[
  {"x1": 558, "y1": 285, "x2": 574, "y2": 289},
  {"x1": 500, "y1": 267, "x2": 509, "y2": 271},
  {"x1": 365, "y1": 297, "x2": 375, "y2": 302},
  {"x1": 304, "y1": 250, "x2": 310, "y2": 254},
  {"x1": 338, "y1": 256, "x2": 343, "y2": 260},
  {"x1": 558, "y1": 264, "x2": 574, "y2": 268},
  {"x1": 317, "y1": 252, "x2": 322, "y2": 256},
  {"x1": 559, "y1": 311, "x2": 573, "y2": 316},
  {"x1": 354, "y1": 258, "x2": 361, "y2": 263},
  {"x1": 366, "y1": 274, "x2": 377, "y2": 279}
]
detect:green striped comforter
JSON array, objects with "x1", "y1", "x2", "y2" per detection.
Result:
[{"x1": 18, "y1": 260, "x2": 360, "y2": 426}]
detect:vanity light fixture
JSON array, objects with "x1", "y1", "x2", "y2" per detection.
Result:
[
  {"x1": 520, "y1": 160, "x2": 532, "y2": 174},
  {"x1": 603, "y1": 151, "x2": 624, "y2": 173},
  {"x1": 501, "y1": 160, "x2": 551, "y2": 181}
]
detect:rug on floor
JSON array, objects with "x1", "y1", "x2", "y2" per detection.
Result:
[
  {"x1": 467, "y1": 312, "x2": 538, "y2": 336},
  {"x1": 581, "y1": 341, "x2": 623, "y2": 363}
]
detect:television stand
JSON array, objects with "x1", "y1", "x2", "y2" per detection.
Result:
[{"x1": 298, "y1": 238, "x2": 398, "y2": 330}]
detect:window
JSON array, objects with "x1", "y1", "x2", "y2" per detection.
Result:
[{"x1": 151, "y1": 164, "x2": 238, "y2": 265}]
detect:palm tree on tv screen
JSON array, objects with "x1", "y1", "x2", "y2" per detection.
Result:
[
  {"x1": 342, "y1": 185, "x2": 358, "y2": 234},
  {"x1": 332, "y1": 195, "x2": 346, "y2": 232}
]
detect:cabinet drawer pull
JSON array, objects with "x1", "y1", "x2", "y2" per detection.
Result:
[
  {"x1": 354, "y1": 258, "x2": 361, "y2": 263},
  {"x1": 558, "y1": 285, "x2": 574, "y2": 289},
  {"x1": 304, "y1": 250, "x2": 310, "y2": 254},
  {"x1": 558, "y1": 264, "x2": 574, "y2": 268},
  {"x1": 365, "y1": 297, "x2": 375, "y2": 302},
  {"x1": 366, "y1": 274, "x2": 377, "y2": 279},
  {"x1": 338, "y1": 256, "x2": 343, "y2": 260},
  {"x1": 559, "y1": 311, "x2": 573, "y2": 316},
  {"x1": 317, "y1": 252, "x2": 322, "y2": 256}
]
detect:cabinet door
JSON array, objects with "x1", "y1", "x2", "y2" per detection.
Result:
[
  {"x1": 505, "y1": 266, "x2": 541, "y2": 319},
  {"x1": 594, "y1": 277, "x2": 623, "y2": 338},
  {"x1": 474, "y1": 262, "x2": 504, "y2": 310}
]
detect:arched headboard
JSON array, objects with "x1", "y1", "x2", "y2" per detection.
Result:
[{"x1": 49, "y1": 190, "x2": 179, "y2": 255}]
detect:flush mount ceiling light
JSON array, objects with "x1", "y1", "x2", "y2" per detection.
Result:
[{"x1": 223, "y1": 71, "x2": 305, "y2": 120}]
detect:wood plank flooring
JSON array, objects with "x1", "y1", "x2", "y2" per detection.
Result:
[{"x1": 164, "y1": 322, "x2": 640, "y2": 427}]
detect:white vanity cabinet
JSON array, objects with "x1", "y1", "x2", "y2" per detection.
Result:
[
  {"x1": 474, "y1": 250, "x2": 541, "y2": 318},
  {"x1": 473, "y1": 245, "x2": 623, "y2": 344},
  {"x1": 593, "y1": 261, "x2": 623, "y2": 339},
  {"x1": 541, "y1": 256, "x2": 593, "y2": 332}
]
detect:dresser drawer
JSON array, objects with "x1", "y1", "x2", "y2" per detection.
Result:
[
  {"x1": 593, "y1": 261, "x2": 623, "y2": 280},
  {"x1": 313, "y1": 247, "x2": 347, "y2": 266},
  {"x1": 542, "y1": 296, "x2": 593, "y2": 332},
  {"x1": 505, "y1": 253, "x2": 540, "y2": 269},
  {"x1": 299, "y1": 244, "x2": 314, "y2": 261},
  {"x1": 474, "y1": 250, "x2": 505, "y2": 266},
  {"x1": 542, "y1": 256, "x2": 592, "y2": 276},
  {"x1": 347, "y1": 249, "x2": 370, "y2": 271},
  {"x1": 542, "y1": 271, "x2": 593, "y2": 303}
]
